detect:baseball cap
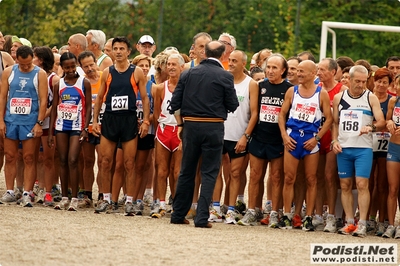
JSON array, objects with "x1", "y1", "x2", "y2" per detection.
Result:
[
  {"x1": 138, "y1": 35, "x2": 155, "y2": 45},
  {"x1": 12, "y1": 36, "x2": 32, "y2": 47}
]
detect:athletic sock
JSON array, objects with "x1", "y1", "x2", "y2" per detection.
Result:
[
  {"x1": 126, "y1": 196, "x2": 133, "y2": 204},
  {"x1": 103, "y1": 193, "x2": 111, "y2": 204},
  {"x1": 237, "y1": 195, "x2": 244, "y2": 202}
]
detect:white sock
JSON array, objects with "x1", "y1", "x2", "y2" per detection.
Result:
[
  {"x1": 126, "y1": 196, "x2": 133, "y2": 203},
  {"x1": 145, "y1": 188, "x2": 152, "y2": 195},
  {"x1": 104, "y1": 193, "x2": 111, "y2": 204},
  {"x1": 192, "y1": 203, "x2": 198, "y2": 209},
  {"x1": 7, "y1": 190, "x2": 14, "y2": 196}
]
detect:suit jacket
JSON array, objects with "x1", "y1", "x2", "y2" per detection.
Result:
[{"x1": 170, "y1": 58, "x2": 239, "y2": 120}]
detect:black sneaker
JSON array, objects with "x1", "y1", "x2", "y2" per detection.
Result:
[
  {"x1": 302, "y1": 216, "x2": 315, "y2": 231},
  {"x1": 235, "y1": 200, "x2": 247, "y2": 215},
  {"x1": 278, "y1": 215, "x2": 292, "y2": 229}
]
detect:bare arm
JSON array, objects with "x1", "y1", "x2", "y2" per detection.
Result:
[
  {"x1": 331, "y1": 92, "x2": 343, "y2": 153},
  {"x1": 80, "y1": 78, "x2": 92, "y2": 142},
  {"x1": 235, "y1": 79, "x2": 258, "y2": 153},
  {"x1": 386, "y1": 97, "x2": 397, "y2": 135},
  {"x1": 0, "y1": 67, "x2": 12, "y2": 138},
  {"x1": 152, "y1": 83, "x2": 164, "y2": 131},
  {"x1": 368, "y1": 93, "x2": 385, "y2": 132},
  {"x1": 278, "y1": 86, "x2": 296, "y2": 151},
  {"x1": 92, "y1": 67, "x2": 109, "y2": 136},
  {"x1": 32, "y1": 69, "x2": 48, "y2": 138},
  {"x1": 48, "y1": 81, "x2": 60, "y2": 147},
  {"x1": 135, "y1": 67, "x2": 149, "y2": 138}
]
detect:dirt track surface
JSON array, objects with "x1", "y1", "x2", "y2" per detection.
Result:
[{"x1": 0, "y1": 199, "x2": 399, "y2": 266}]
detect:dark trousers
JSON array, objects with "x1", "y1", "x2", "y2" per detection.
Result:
[{"x1": 171, "y1": 121, "x2": 224, "y2": 226}]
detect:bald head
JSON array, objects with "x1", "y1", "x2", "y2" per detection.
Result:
[
  {"x1": 68, "y1": 33, "x2": 87, "y2": 57},
  {"x1": 299, "y1": 60, "x2": 317, "y2": 72},
  {"x1": 205, "y1": 41, "x2": 225, "y2": 60},
  {"x1": 297, "y1": 60, "x2": 317, "y2": 84}
]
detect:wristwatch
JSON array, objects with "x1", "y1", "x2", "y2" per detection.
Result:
[
  {"x1": 315, "y1": 135, "x2": 321, "y2": 141},
  {"x1": 36, "y1": 120, "x2": 44, "y2": 126}
]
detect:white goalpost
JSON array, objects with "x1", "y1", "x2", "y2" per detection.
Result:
[{"x1": 319, "y1": 21, "x2": 400, "y2": 60}]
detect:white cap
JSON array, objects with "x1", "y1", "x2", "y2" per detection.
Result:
[{"x1": 138, "y1": 35, "x2": 155, "y2": 45}]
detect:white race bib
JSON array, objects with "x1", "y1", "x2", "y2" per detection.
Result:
[
  {"x1": 10, "y1": 98, "x2": 31, "y2": 115},
  {"x1": 259, "y1": 104, "x2": 280, "y2": 123},
  {"x1": 293, "y1": 103, "x2": 316, "y2": 123},
  {"x1": 393, "y1": 107, "x2": 400, "y2": 125},
  {"x1": 57, "y1": 103, "x2": 78, "y2": 121},
  {"x1": 111, "y1": 95, "x2": 128, "y2": 111},
  {"x1": 372, "y1": 132, "x2": 390, "y2": 152},
  {"x1": 340, "y1": 110, "x2": 362, "y2": 136}
]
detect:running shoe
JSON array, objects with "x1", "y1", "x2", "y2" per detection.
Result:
[
  {"x1": 367, "y1": 220, "x2": 376, "y2": 233},
  {"x1": 224, "y1": 210, "x2": 238, "y2": 224},
  {"x1": 14, "y1": 188, "x2": 22, "y2": 200},
  {"x1": 168, "y1": 195, "x2": 173, "y2": 205},
  {"x1": 352, "y1": 223, "x2": 367, "y2": 237},
  {"x1": 78, "y1": 198, "x2": 93, "y2": 208},
  {"x1": 118, "y1": 195, "x2": 126, "y2": 207},
  {"x1": 292, "y1": 214, "x2": 303, "y2": 229},
  {"x1": 234, "y1": 200, "x2": 246, "y2": 215},
  {"x1": 33, "y1": 182, "x2": 40, "y2": 196},
  {"x1": 35, "y1": 189, "x2": 45, "y2": 204},
  {"x1": 312, "y1": 215, "x2": 324, "y2": 231},
  {"x1": 382, "y1": 225, "x2": 395, "y2": 238},
  {"x1": 150, "y1": 202, "x2": 159, "y2": 217},
  {"x1": 185, "y1": 207, "x2": 196, "y2": 219},
  {"x1": 151, "y1": 204, "x2": 166, "y2": 218},
  {"x1": 263, "y1": 201, "x2": 272, "y2": 214},
  {"x1": 268, "y1": 211, "x2": 279, "y2": 228},
  {"x1": 51, "y1": 185, "x2": 62, "y2": 202},
  {"x1": 255, "y1": 207, "x2": 264, "y2": 222},
  {"x1": 21, "y1": 193, "x2": 33, "y2": 207},
  {"x1": 143, "y1": 193, "x2": 153, "y2": 206},
  {"x1": 336, "y1": 218, "x2": 344, "y2": 230},
  {"x1": 300, "y1": 204, "x2": 307, "y2": 219},
  {"x1": 220, "y1": 204, "x2": 228, "y2": 215},
  {"x1": 124, "y1": 202, "x2": 136, "y2": 216},
  {"x1": 54, "y1": 198, "x2": 69, "y2": 210},
  {"x1": 0, "y1": 191, "x2": 16, "y2": 203},
  {"x1": 94, "y1": 200, "x2": 110, "y2": 213},
  {"x1": 302, "y1": 216, "x2": 315, "y2": 231},
  {"x1": 338, "y1": 223, "x2": 356, "y2": 235},
  {"x1": 43, "y1": 193, "x2": 54, "y2": 207},
  {"x1": 107, "y1": 201, "x2": 119, "y2": 213},
  {"x1": 135, "y1": 201, "x2": 144, "y2": 215},
  {"x1": 394, "y1": 226, "x2": 400, "y2": 239},
  {"x1": 375, "y1": 222, "x2": 385, "y2": 237},
  {"x1": 208, "y1": 207, "x2": 223, "y2": 223},
  {"x1": 237, "y1": 210, "x2": 257, "y2": 226},
  {"x1": 77, "y1": 189, "x2": 85, "y2": 199},
  {"x1": 323, "y1": 216, "x2": 337, "y2": 233},
  {"x1": 68, "y1": 198, "x2": 79, "y2": 211},
  {"x1": 278, "y1": 215, "x2": 292, "y2": 229},
  {"x1": 260, "y1": 214, "x2": 269, "y2": 226}
]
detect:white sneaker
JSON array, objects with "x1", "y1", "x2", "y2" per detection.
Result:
[
  {"x1": 323, "y1": 216, "x2": 337, "y2": 233},
  {"x1": 21, "y1": 194, "x2": 33, "y2": 207},
  {"x1": 312, "y1": 215, "x2": 324, "y2": 231},
  {"x1": 224, "y1": 210, "x2": 238, "y2": 224},
  {"x1": 394, "y1": 226, "x2": 400, "y2": 239},
  {"x1": 54, "y1": 197, "x2": 69, "y2": 210},
  {"x1": 35, "y1": 189, "x2": 45, "y2": 204},
  {"x1": 1, "y1": 191, "x2": 16, "y2": 203},
  {"x1": 208, "y1": 207, "x2": 223, "y2": 223},
  {"x1": 375, "y1": 222, "x2": 385, "y2": 236},
  {"x1": 268, "y1": 211, "x2": 279, "y2": 228},
  {"x1": 68, "y1": 198, "x2": 79, "y2": 211},
  {"x1": 263, "y1": 201, "x2": 272, "y2": 214},
  {"x1": 352, "y1": 223, "x2": 367, "y2": 238},
  {"x1": 382, "y1": 225, "x2": 395, "y2": 238}
]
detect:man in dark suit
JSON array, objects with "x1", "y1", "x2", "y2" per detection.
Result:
[{"x1": 169, "y1": 40, "x2": 239, "y2": 228}]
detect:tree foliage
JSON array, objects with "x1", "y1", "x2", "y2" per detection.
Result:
[{"x1": 1, "y1": 0, "x2": 400, "y2": 65}]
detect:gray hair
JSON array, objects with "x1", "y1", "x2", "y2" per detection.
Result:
[
  {"x1": 71, "y1": 33, "x2": 88, "y2": 51},
  {"x1": 168, "y1": 53, "x2": 185, "y2": 66},
  {"x1": 193, "y1": 32, "x2": 212, "y2": 43},
  {"x1": 219, "y1": 32, "x2": 237, "y2": 49},
  {"x1": 349, "y1": 65, "x2": 368, "y2": 78},
  {"x1": 87, "y1": 30, "x2": 106, "y2": 50}
]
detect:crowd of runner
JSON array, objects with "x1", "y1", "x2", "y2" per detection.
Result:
[{"x1": 0, "y1": 29, "x2": 399, "y2": 238}]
